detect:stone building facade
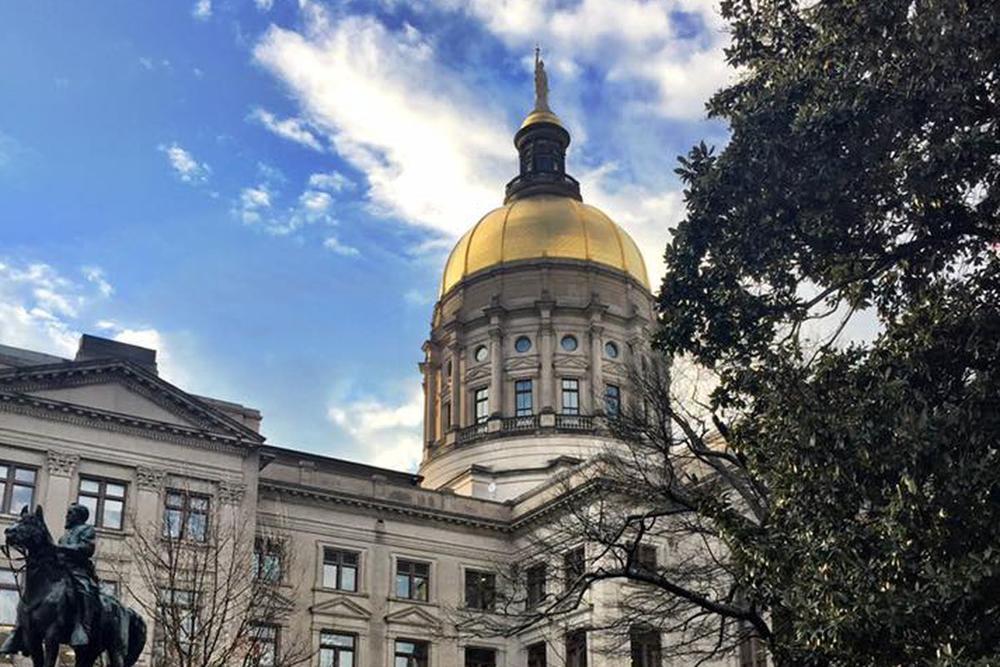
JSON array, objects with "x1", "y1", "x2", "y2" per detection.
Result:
[{"x1": 0, "y1": 81, "x2": 754, "y2": 667}]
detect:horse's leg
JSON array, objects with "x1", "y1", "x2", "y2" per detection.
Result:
[
  {"x1": 74, "y1": 646, "x2": 98, "y2": 667},
  {"x1": 30, "y1": 642, "x2": 45, "y2": 667},
  {"x1": 42, "y1": 634, "x2": 60, "y2": 667}
]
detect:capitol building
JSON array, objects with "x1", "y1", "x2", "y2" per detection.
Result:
[{"x1": 0, "y1": 70, "x2": 747, "y2": 667}]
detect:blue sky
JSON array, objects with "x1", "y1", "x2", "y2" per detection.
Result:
[{"x1": 0, "y1": 0, "x2": 730, "y2": 470}]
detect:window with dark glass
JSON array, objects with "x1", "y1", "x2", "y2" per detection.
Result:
[
  {"x1": 565, "y1": 630, "x2": 588, "y2": 667},
  {"x1": 249, "y1": 624, "x2": 278, "y2": 667},
  {"x1": 442, "y1": 403, "x2": 451, "y2": 431},
  {"x1": 158, "y1": 587, "x2": 198, "y2": 652},
  {"x1": 526, "y1": 563, "x2": 547, "y2": 608},
  {"x1": 254, "y1": 538, "x2": 283, "y2": 583},
  {"x1": 320, "y1": 631, "x2": 356, "y2": 667},
  {"x1": 395, "y1": 639, "x2": 428, "y2": 667},
  {"x1": 630, "y1": 626, "x2": 661, "y2": 667},
  {"x1": 514, "y1": 336, "x2": 532, "y2": 353},
  {"x1": 636, "y1": 544, "x2": 657, "y2": 572},
  {"x1": 465, "y1": 646, "x2": 496, "y2": 667},
  {"x1": 515, "y1": 380, "x2": 533, "y2": 417},
  {"x1": 563, "y1": 547, "x2": 585, "y2": 589},
  {"x1": 163, "y1": 490, "x2": 209, "y2": 542},
  {"x1": 474, "y1": 388, "x2": 489, "y2": 424},
  {"x1": 464, "y1": 569, "x2": 496, "y2": 611},
  {"x1": 604, "y1": 384, "x2": 621, "y2": 417},
  {"x1": 739, "y1": 634, "x2": 767, "y2": 667},
  {"x1": 323, "y1": 548, "x2": 359, "y2": 592},
  {"x1": 604, "y1": 341, "x2": 619, "y2": 359},
  {"x1": 396, "y1": 560, "x2": 430, "y2": 601},
  {"x1": 527, "y1": 643, "x2": 547, "y2": 667},
  {"x1": 0, "y1": 463, "x2": 36, "y2": 515},
  {"x1": 0, "y1": 569, "x2": 17, "y2": 626},
  {"x1": 77, "y1": 477, "x2": 126, "y2": 530},
  {"x1": 561, "y1": 379, "x2": 580, "y2": 415},
  {"x1": 560, "y1": 335, "x2": 578, "y2": 352}
]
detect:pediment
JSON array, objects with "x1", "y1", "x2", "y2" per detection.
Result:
[
  {"x1": 384, "y1": 604, "x2": 442, "y2": 629},
  {"x1": 0, "y1": 360, "x2": 262, "y2": 443},
  {"x1": 555, "y1": 355, "x2": 589, "y2": 371},
  {"x1": 602, "y1": 361, "x2": 625, "y2": 376},
  {"x1": 504, "y1": 357, "x2": 539, "y2": 372},
  {"x1": 30, "y1": 383, "x2": 200, "y2": 427},
  {"x1": 466, "y1": 366, "x2": 491, "y2": 382},
  {"x1": 310, "y1": 595, "x2": 372, "y2": 620}
]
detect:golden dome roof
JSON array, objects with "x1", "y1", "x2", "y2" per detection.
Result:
[{"x1": 441, "y1": 195, "x2": 650, "y2": 296}]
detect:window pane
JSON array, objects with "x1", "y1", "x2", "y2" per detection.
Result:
[
  {"x1": 0, "y1": 465, "x2": 7, "y2": 479},
  {"x1": 106, "y1": 483, "x2": 126, "y2": 498},
  {"x1": 342, "y1": 551, "x2": 359, "y2": 566},
  {"x1": 164, "y1": 509, "x2": 183, "y2": 538},
  {"x1": 166, "y1": 492, "x2": 184, "y2": 508},
  {"x1": 10, "y1": 485, "x2": 32, "y2": 514},
  {"x1": 414, "y1": 577, "x2": 428, "y2": 601},
  {"x1": 187, "y1": 513, "x2": 207, "y2": 541},
  {"x1": 0, "y1": 589, "x2": 17, "y2": 625},
  {"x1": 414, "y1": 562, "x2": 430, "y2": 576},
  {"x1": 78, "y1": 495, "x2": 99, "y2": 525},
  {"x1": 341, "y1": 565, "x2": 357, "y2": 592},
  {"x1": 190, "y1": 497, "x2": 209, "y2": 511},
  {"x1": 13, "y1": 468, "x2": 34, "y2": 483},
  {"x1": 396, "y1": 574, "x2": 410, "y2": 598},
  {"x1": 103, "y1": 499, "x2": 124, "y2": 530},
  {"x1": 323, "y1": 564, "x2": 338, "y2": 588},
  {"x1": 79, "y1": 479, "x2": 101, "y2": 494}
]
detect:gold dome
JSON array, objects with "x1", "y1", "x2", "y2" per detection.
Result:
[{"x1": 441, "y1": 195, "x2": 650, "y2": 296}]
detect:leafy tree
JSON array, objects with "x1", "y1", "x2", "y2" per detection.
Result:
[{"x1": 654, "y1": 0, "x2": 1000, "y2": 664}]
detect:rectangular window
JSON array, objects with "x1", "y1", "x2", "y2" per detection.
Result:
[
  {"x1": 249, "y1": 624, "x2": 278, "y2": 667},
  {"x1": 526, "y1": 563, "x2": 547, "y2": 608},
  {"x1": 254, "y1": 538, "x2": 283, "y2": 583},
  {"x1": 0, "y1": 569, "x2": 17, "y2": 626},
  {"x1": 465, "y1": 646, "x2": 496, "y2": 667},
  {"x1": 630, "y1": 627, "x2": 661, "y2": 667},
  {"x1": 396, "y1": 560, "x2": 430, "y2": 601},
  {"x1": 604, "y1": 384, "x2": 621, "y2": 418},
  {"x1": 474, "y1": 387, "x2": 489, "y2": 424},
  {"x1": 515, "y1": 379, "x2": 533, "y2": 417},
  {"x1": 0, "y1": 463, "x2": 36, "y2": 515},
  {"x1": 77, "y1": 477, "x2": 126, "y2": 530},
  {"x1": 442, "y1": 403, "x2": 451, "y2": 431},
  {"x1": 163, "y1": 490, "x2": 209, "y2": 542},
  {"x1": 322, "y1": 548, "x2": 359, "y2": 592},
  {"x1": 464, "y1": 569, "x2": 496, "y2": 611},
  {"x1": 158, "y1": 587, "x2": 198, "y2": 654},
  {"x1": 563, "y1": 547, "x2": 585, "y2": 590},
  {"x1": 527, "y1": 643, "x2": 547, "y2": 667},
  {"x1": 320, "y1": 631, "x2": 356, "y2": 667},
  {"x1": 561, "y1": 379, "x2": 580, "y2": 416},
  {"x1": 394, "y1": 639, "x2": 428, "y2": 667},
  {"x1": 636, "y1": 544, "x2": 657, "y2": 572},
  {"x1": 739, "y1": 634, "x2": 767, "y2": 667},
  {"x1": 565, "y1": 630, "x2": 587, "y2": 667}
]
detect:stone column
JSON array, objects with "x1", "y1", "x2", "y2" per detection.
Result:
[
  {"x1": 488, "y1": 326, "x2": 503, "y2": 416},
  {"x1": 537, "y1": 296, "x2": 555, "y2": 412},
  {"x1": 590, "y1": 324, "x2": 605, "y2": 415},
  {"x1": 45, "y1": 449, "x2": 79, "y2": 518},
  {"x1": 449, "y1": 341, "x2": 461, "y2": 430}
]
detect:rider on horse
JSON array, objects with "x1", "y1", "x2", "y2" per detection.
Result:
[{"x1": 1, "y1": 503, "x2": 100, "y2": 656}]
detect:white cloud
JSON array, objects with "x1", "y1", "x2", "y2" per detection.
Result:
[
  {"x1": 254, "y1": 7, "x2": 512, "y2": 238},
  {"x1": 327, "y1": 383, "x2": 424, "y2": 470},
  {"x1": 308, "y1": 171, "x2": 352, "y2": 193},
  {"x1": 241, "y1": 186, "x2": 272, "y2": 210},
  {"x1": 236, "y1": 170, "x2": 345, "y2": 237},
  {"x1": 159, "y1": 142, "x2": 210, "y2": 184},
  {"x1": 255, "y1": 0, "x2": 274, "y2": 11},
  {"x1": 322, "y1": 236, "x2": 360, "y2": 257},
  {"x1": 82, "y1": 266, "x2": 114, "y2": 298},
  {"x1": 192, "y1": 0, "x2": 212, "y2": 20},
  {"x1": 248, "y1": 107, "x2": 324, "y2": 152},
  {"x1": 438, "y1": 0, "x2": 731, "y2": 120}
]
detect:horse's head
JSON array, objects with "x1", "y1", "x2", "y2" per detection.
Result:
[{"x1": 5, "y1": 505, "x2": 53, "y2": 554}]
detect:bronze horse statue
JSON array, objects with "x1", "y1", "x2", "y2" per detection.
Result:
[{"x1": 4, "y1": 505, "x2": 146, "y2": 667}]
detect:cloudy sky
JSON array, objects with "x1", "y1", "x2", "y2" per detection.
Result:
[{"x1": 0, "y1": 0, "x2": 730, "y2": 471}]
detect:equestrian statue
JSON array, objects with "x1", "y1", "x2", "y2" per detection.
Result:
[{"x1": 1, "y1": 503, "x2": 146, "y2": 667}]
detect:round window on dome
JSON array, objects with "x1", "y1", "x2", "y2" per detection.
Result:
[
  {"x1": 474, "y1": 345, "x2": 489, "y2": 362},
  {"x1": 514, "y1": 336, "x2": 532, "y2": 353},
  {"x1": 605, "y1": 341, "x2": 619, "y2": 359},
  {"x1": 560, "y1": 335, "x2": 578, "y2": 352}
]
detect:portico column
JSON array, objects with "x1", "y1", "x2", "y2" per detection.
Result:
[
  {"x1": 449, "y1": 342, "x2": 461, "y2": 429},
  {"x1": 537, "y1": 298, "x2": 555, "y2": 412}
]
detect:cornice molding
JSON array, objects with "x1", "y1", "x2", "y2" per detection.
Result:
[{"x1": 0, "y1": 392, "x2": 256, "y2": 454}]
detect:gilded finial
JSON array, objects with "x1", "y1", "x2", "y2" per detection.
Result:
[{"x1": 534, "y1": 45, "x2": 550, "y2": 112}]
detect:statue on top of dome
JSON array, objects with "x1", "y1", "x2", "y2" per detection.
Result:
[{"x1": 534, "y1": 45, "x2": 550, "y2": 112}]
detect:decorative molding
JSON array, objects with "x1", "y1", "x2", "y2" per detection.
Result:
[
  {"x1": 465, "y1": 366, "x2": 490, "y2": 382},
  {"x1": 136, "y1": 466, "x2": 167, "y2": 492},
  {"x1": 384, "y1": 604, "x2": 442, "y2": 629},
  {"x1": 555, "y1": 356, "x2": 589, "y2": 371},
  {"x1": 0, "y1": 392, "x2": 256, "y2": 454},
  {"x1": 310, "y1": 595, "x2": 372, "y2": 619},
  {"x1": 47, "y1": 449, "x2": 79, "y2": 477},
  {"x1": 504, "y1": 357, "x2": 540, "y2": 372},
  {"x1": 218, "y1": 480, "x2": 247, "y2": 505}
]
